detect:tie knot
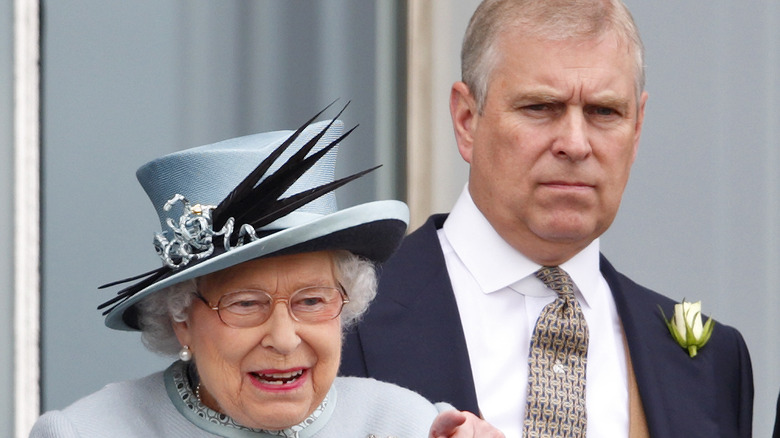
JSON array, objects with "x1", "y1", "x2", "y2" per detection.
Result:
[{"x1": 536, "y1": 266, "x2": 575, "y2": 297}]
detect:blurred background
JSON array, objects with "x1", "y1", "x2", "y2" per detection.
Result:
[{"x1": 2, "y1": 1, "x2": 779, "y2": 436}]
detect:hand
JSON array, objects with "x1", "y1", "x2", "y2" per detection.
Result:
[{"x1": 429, "y1": 410, "x2": 505, "y2": 438}]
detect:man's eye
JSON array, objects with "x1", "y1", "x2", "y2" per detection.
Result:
[
  {"x1": 590, "y1": 106, "x2": 617, "y2": 116},
  {"x1": 524, "y1": 104, "x2": 550, "y2": 111}
]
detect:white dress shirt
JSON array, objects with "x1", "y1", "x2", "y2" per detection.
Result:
[{"x1": 438, "y1": 186, "x2": 629, "y2": 438}]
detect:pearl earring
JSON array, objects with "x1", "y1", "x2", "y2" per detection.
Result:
[{"x1": 179, "y1": 345, "x2": 192, "y2": 362}]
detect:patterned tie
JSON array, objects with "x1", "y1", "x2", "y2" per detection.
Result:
[{"x1": 523, "y1": 266, "x2": 589, "y2": 438}]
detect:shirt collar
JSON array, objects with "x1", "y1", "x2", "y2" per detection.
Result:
[{"x1": 442, "y1": 185, "x2": 601, "y2": 308}]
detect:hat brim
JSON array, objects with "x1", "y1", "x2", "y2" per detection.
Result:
[{"x1": 104, "y1": 199, "x2": 409, "y2": 331}]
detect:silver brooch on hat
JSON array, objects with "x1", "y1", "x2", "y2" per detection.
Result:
[{"x1": 153, "y1": 194, "x2": 260, "y2": 269}]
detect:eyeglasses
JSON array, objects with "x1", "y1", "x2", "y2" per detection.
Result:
[{"x1": 195, "y1": 286, "x2": 349, "y2": 328}]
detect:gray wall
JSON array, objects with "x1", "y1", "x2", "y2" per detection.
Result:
[
  {"x1": 1, "y1": 0, "x2": 15, "y2": 436},
  {"x1": 609, "y1": 1, "x2": 779, "y2": 435},
  {"x1": 40, "y1": 0, "x2": 403, "y2": 411}
]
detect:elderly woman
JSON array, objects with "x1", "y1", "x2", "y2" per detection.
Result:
[{"x1": 30, "y1": 110, "x2": 503, "y2": 438}]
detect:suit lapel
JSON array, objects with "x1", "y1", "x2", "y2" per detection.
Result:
[
  {"x1": 601, "y1": 255, "x2": 719, "y2": 437},
  {"x1": 358, "y1": 215, "x2": 481, "y2": 413}
]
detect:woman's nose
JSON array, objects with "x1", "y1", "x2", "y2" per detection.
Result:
[{"x1": 259, "y1": 301, "x2": 301, "y2": 354}]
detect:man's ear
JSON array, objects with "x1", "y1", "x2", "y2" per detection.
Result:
[{"x1": 450, "y1": 81, "x2": 479, "y2": 164}]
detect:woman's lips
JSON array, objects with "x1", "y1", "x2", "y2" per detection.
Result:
[
  {"x1": 249, "y1": 368, "x2": 307, "y2": 390},
  {"x1": 252, "y1": 370, "x2": 304, "y2": 385}
]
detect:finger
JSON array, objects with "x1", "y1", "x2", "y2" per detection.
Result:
[
  {"x1": 429, "y1": 410, "x2": 467, "y2": 437},
  {"x1": 447, "y1": 411, "x2": 506, "y2": 438}
]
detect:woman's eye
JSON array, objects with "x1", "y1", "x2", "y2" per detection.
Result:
[
  {"x1": 297, "y1": 296, "x2": 325, "y2": 307},
  {"x1": 225, "y1": 300, "x2": 265, "y2": 314},
  {"x1": 221, "y1": 292, "x2": 271, "y2": 314}
]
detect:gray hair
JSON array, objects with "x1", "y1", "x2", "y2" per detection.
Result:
[
  {"x1": 136, "y1": 250, "x2": 377, "y2": 356},
  {"x1": 462, "y1": 0, "x2": 645, "y2": 113}
]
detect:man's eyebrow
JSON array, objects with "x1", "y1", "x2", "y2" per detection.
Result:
[
  {"x1": 510, "y1": 89, "x2": 634, "y2": 113},
  {"x1": 588, "y1": 95, "x2": 631, "y2": 112},
  {"x1": 512, "y1": 91, "x2": 563, "y2": 104}
]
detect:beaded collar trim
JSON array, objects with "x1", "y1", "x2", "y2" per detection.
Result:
[{"x1": 166, "y1": 360, "x2": 328, "y2": 437}]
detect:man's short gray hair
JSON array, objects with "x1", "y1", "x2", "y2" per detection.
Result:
[
  {"x1": 136, "y1": 250, "x2": 377, "y2": 356},
  {"x1": 462, "y1": 0, "x2": 645, "y2": 113}
]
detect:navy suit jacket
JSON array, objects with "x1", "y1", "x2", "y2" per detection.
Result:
[{"x1": 341, "y1": 214, "x2": 753, "y2": 437}]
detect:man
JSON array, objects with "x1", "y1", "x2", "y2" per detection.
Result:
[{"x1": 341, "y1": 0, "x2": 753, "y2": 437}]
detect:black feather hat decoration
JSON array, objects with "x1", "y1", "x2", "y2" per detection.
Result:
[{"x1": 99, "y1": 102, "x2": 409, "y2": 331}]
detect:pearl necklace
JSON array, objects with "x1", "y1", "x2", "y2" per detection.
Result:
[{"x1": 196, "y1": 382, "x2": 202, "y2": 402}]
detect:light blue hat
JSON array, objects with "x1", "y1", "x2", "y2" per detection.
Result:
[{"x1": 99, "y1": 108, "x2": 409, "y2": 331}]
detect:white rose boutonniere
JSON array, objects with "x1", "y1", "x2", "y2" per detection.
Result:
[{"x1": 660, "y1": 299, "x2": 715, "y2": 358}]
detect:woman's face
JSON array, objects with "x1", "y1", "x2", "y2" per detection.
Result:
[{"x1": 173, "y1": 251, "x2": 342, "y2": 430}]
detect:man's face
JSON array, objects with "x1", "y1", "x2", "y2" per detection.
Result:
[{"x1": 450, "y1": 29, "x2": 647, "y2": 265}]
